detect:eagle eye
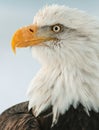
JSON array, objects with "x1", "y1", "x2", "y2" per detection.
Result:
[{"x1": 51, "y1": 24, "x2": 62, "y2": 33}]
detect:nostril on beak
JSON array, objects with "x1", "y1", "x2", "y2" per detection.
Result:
[{"x1": 29, "y1": 29, "x2": 34, "y2": 33}]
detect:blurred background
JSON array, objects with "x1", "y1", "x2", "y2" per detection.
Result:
[{"x1": 0, "y1": 0, "x2": 99, "y2": 113}]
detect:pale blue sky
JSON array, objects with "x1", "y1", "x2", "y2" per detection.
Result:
[{"x1": 0, "y1": 0, "x2": 99, "y2": 113}]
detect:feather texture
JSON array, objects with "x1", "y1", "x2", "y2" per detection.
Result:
[{"x1": 27, "y1": 5, "x2": 99, "y2": 124}]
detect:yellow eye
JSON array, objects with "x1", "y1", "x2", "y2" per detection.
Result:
[{"x1": 52, "y1": 25, "x2": 61, "y2": 33}]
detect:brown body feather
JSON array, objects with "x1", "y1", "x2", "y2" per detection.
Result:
[
  {"x1": 1, "y1": 101, "x2": 99, "y2": 130},
  {"x1": 0, "y1": 102, "x2": 40, "y2": 130}
]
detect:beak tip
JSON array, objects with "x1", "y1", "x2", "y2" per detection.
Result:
[
  {"x1": 11, "y1": 44, "x2": 16, "y2": 54},
  {"x1": 13, "y1": 50, "x2": 16, "y2": 54},
  {"x1": 11, "y1": 36, "x2": 16, "y2": 54},
  {"x1": 12, "y1": 48, "x2": 16, "y2": 54}
]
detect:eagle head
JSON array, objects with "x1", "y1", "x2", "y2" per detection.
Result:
[{"x1": 11, "y1": 5, "x2": 99, "y2": 125}]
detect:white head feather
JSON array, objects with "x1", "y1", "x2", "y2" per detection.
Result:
[{"x1": 27, "y1": 5, "x2": 99, "y2": 124}]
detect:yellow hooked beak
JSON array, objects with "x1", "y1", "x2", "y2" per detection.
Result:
[{"x1": 11, "y1": 25, "x2": 55, "y2": 53}]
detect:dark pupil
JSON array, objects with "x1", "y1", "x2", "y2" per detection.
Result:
[{"x1": 55, "y1": 26, "x2": 58, "y2": 30}]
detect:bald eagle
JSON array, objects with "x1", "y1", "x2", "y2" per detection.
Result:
[{"x1": 1, "y1": 5, "x2": 99, "y2": 130}]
